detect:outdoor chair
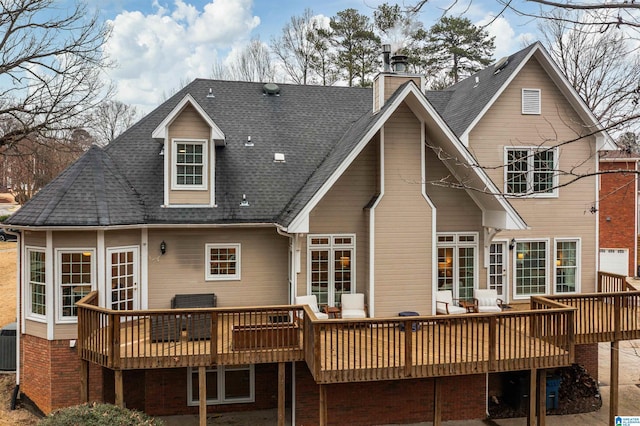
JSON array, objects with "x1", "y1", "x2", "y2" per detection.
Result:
[
  {"x1": 435, "y1": 290, "x2": 466, "y2": 315},
  {"x1": 295, "y1": 295, "x2": 329, "y2": 320},
  {"x1": 473, "y1": 289, "x2": 503, "y2": 313},
  {"x1": 150, "y1": 314, "x2": 182, "y2": 343},
  {"x1": 172, "y1": 293, "x2": 216, "y2": 340},
  {"x1": 340, "y1": 293, "x2": 367, "y2": 319}
]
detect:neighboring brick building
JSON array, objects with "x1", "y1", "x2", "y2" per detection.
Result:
[{"x1": 599, "y1": 151, "x2": 639, "y2": 276}]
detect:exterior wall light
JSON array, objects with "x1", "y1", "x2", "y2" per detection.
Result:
[{"x1": 160, "y1": 240, "x2": 167, "y2": 255}]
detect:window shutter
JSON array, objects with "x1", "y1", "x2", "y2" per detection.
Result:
[{"x1": 522, "y1": 89, "x2": 541, "y2": 114}]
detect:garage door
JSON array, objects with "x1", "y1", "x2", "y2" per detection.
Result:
[{"x1": 599, "y1": 248, "x2": 629, "y2": 276}]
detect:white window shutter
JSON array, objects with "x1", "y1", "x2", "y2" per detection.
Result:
[{"x1": 522, "y1": 89, "x2": 541, "y2": 114}]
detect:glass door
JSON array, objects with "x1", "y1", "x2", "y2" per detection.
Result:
[
  {"x1": 489, "y1": 242, "x2": 507, "y2": 302},
  {"x1": 107, "y1": 247, "x2": 139, "y2": 311}
]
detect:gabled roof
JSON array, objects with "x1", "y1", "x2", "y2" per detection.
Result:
[
  {"x1": 8, "y1": 146, "x2": 145, "y2": 226},
  {"x1": 426, "y1": 42, "x2": 616, "y2": 149}
]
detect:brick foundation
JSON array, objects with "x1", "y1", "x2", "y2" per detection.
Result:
[
  {"x1": 20, "y1": 334, "x2": 105, "y2": 414},
  {"x1": 294, "y1": 363, "x2": 486, "y2": 425},
  {"x1": 574, "y1": 343, "x2": 599, "y2": 379}
]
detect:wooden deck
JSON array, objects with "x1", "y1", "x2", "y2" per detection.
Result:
[{"x1": 76, "y1": 272, "x2": 640, "y2": 384}]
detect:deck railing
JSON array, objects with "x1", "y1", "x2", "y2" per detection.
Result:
[
  {"x1": 305, "y1": 307, "x2": 575, "y2": 384},
  {"x1": 598, "y1": 271, "x2": 635, "y2": 292},
  {"x1": 77, "y1": 292, "x2": 304, "y2": 370},
  {"x1": 538, "y1": 292, "x2": 640, "y2": 344}
]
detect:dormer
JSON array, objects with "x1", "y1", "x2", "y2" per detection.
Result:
[
  {"x1": 152, "y1": 94, "x2": 225, "y2": 207},
  {"x1": 373, "y1": 48, "x2": 425, "y2": 113}
]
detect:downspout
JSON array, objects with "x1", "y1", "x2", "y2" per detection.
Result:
[{"x1": 276, "y1": 225, "x2": 296, "y2": 426}]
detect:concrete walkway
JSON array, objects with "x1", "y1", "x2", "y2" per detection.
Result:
[{"x1": 160, "y1": 341, "x2": 640, "y2": 425}]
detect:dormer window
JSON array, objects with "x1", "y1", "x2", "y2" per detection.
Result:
[{"x1": 172, "y1": 139, "x2": 208, "y2": 190}]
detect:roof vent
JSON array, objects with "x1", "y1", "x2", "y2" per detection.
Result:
[
  {"x1": 240, "y1": 194, "x2": 250, "y2": 207},
  {"x1": 245, "y1": 136, "x2": 254, "y2": 147},
  {"x1": 493, "y1": 57, "x2": 509, "y2": 74},
  {"x1": 263, "y1": 83, "x2": 280, "y2": 96},
  {"x1": 390, "y1": 55, "x2": 408, "y2": 73},
  {"x1": 206, "y1": 88, "x2": 215, "y2": 98},
  {"x1": 274, "y1": 153, "x2": 285, "y2": 163}
]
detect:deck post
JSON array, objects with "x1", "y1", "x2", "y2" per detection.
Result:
[
  {"x1": 610, "y1": 340, "x2": 619, "y2": 425},
  {"x1": 536, "y1": 369, "x2": 546, "y2": 426},
  {"x1": 527, "y1": 368, "x2": 536, "y2": 426},
  {"x1": 114, "y1": 370, "x2": 124, "y2": 408},
  {"x1": 198, "y1": 366, "x2": 207, "y2": 426},
  {"x1": 278, "y1": 362, "x2": 285, "y2": 426},
  {"x1": 433, "y1": 377, "x2": 442, "y2": 426},
  {"x1": 79, "y1": 359, "x2": 89, "y2": 403},
  {"x1": 319, "y1": 384, "x2": 327, "y2": 426}
]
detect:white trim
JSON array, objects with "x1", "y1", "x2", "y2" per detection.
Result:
[
  {"x1": 55, "y1": 248, "x2": 96, "y2": 324},
  {"x1": 436, "y1": 232, "x2": 480, "y2": 300},
  {"x1": 504, "y1": 146, "x2": 559, "y2": 198},
  {"x1": 186, "y1": 365, "x2": 255, "y2": 406},
  {"x1": 306, "y1": 234, "x2": 356, "y2": 307},
  {"x1": 97, "y1": 230, "x2": 105, "y2": 307},
  {"x1": 24, "y1": 246, "x2": 47, "y2": 322},
  {"x1": 460, "y1": 43, "x2": 616, "y2": 150},
  {"x1": 368, "y1": 126, "x2": 386, "y2": 318},
  {"x1": 7, "y1": 223, "x2": 276, "y2": 232},
  {"x1": 553, "y1": 237, "x2": 581, "y2": 294},
  {"x1": 421, "y1": 124, "x2": 439, "y2": 315},
  {"x1": 152, "y1": 94, "x2": 225, "y2": 143},
  {"x1": 521, "y1": 88, "x2": 541, "y2": 115},
  {"x1": 161, "y1": 204, "x2": 217, "y2": 208},
  {"x1": 106, "y1": 246, "x2": 140, "y2": 310},
  {"x1": 45, "y1": 231, "x2": 54, "y2": 339},
  {"x1": 171, "y1": 139, "x2": 208, "y2": 191},
  {"x1": 141, "y1": 229, "x2": 149, "y2": 310},
  {"x1": 205, "y1": 243, "x2": 241, "y2": 281},
  {"x1": 286, "y1": 82, "x2": 526, "y2": 233},
  {"x1": 512, "y1": 238, "x2": 550, "y2": 300},
  {"x1": 487, "y1": 240, "x2": 510, "y2": 303}
]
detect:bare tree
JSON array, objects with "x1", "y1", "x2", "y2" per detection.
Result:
[
  {"x1": 0, "y1": 0, "x2": 113, "y2": 149},
  {"x1": 228, "y1": 39, "x2": 276, "y2": 82},
  {"x1": 307, "y1": 23, "x2": 340, "y2": 86},
  {"x1": 88, "y1": 101, "x2": 140, "y2": 146},
  {"x1": 271, "y1": 9, "x2": 317, "y2": 85},
  {"x1": 538, "y1": 10, "x2": 640, "y2": 132}
]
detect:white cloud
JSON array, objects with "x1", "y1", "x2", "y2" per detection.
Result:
[
  {"x1": 104, "y1": 0, "x2": 260, "y2": 111},
  {"x1": 477, "y1": 15, "x2": 535, "y2": 59}
]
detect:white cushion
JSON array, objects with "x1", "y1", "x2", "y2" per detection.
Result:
[
  {"x1": 478, "y1": 305, "x2": 502, "y2": 313},
  {"x1": 342, "y1": 309, "x2": 366, "y2": 319},
  {"x1": 477, "y1": 297, "x2": 496, "y2": 307},
  {"x1": 295, "y1": 295, "x2": 320, "y2": 313},
  {"x1": 436, "y1": 290, "x2": 453, "y2": 305},
  {"x1": 341, "y1": 293, "x2": 365, "y2": 310},
  {"x1": 313, "y1": 311, "x2": 329, "y2": 320}
]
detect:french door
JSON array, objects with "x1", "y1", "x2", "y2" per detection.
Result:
[
  {"x1": 488, "y1": 242, "x2": 508, "y2": 302},
  {"x1": 309, "y1": 235, "x2": 354, "y2": 307},
  {"x1": 107, "y1": 247, "x2": 139, "y2": 311},
  {"x1": 436, "y1": 233, "x2": 477, "y2": 300}
]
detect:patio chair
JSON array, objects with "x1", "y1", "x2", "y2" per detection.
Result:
[
  {"x1": 295, "y1": 295, "x2": 329, "y2": 320},
  {"x1": 172, "y1": 293, "x2": 216, "y2": 340},
  {"x1": 435, "y1": 290, "x2": 466, "y2": 315},
  {"x1": 473, "y1": 289, "x2": 503, "y2": 313},
  {"x1": 340, "y1": 293, "x2": 367, "y2": 319},
  {"x1": 150, "y1": 314, "x2": 182, "y2": 342}
]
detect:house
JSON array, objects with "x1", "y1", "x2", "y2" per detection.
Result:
[
  {"x1": 598, "y1": 150, "x2": 639, "y2": 277},
  {"x1": 6, "y1": 41, "x2": 636, "y2": 426}
]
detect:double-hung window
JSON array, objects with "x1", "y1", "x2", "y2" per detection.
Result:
[
  {"x1": 505, "y1": 147, "x2": 557, "y2": 196},
  {"x1": 57, "y1": 250, "x2": 94, "y2": 321},
  {"x1": 27, "y1": 248, "x2": 46, "y2": 319},
  {"x1": 514, "y1": 241, "x2": 547, "y2": 297},
  {"x1": 205, "y1": 244, "x2": 240, "y2": 281},
  {"x1": 187, "y1": 365, "x2": 254, "y2": 406},
  {"x1": 555, "y1": 239, "x2": 579, "y2": 293},
  {"x1": 172, "y1": 139, "x2": 207, "y2": 190},
  {"x1": 308, "y1": 235, "x2": 354, "y2": 307}
]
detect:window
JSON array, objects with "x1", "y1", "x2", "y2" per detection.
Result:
[
  {"x1": 27, "y1": 248, "x2": 46, "y2": 319},
  {"x1": 205, "y1": 244, "x2": 240, "y2": 281},
  {"x1": 58, "y1": 250, "x2": 94, "y2": 321},
  {"x1": 514, "y1": 241, "x2": 547, "y2": 297},
  {"x1": 172, "y1": 139, "x2": 207, "y2": 190},
  {"x1": 187, "y1": 365, "x2": 254, "y2": 405},
  {"x1": 437, "y1": 233, "x2": 477, "y2": 300},
  {"x1": 308, "y1": 235, "x2": 354, "y2": 307},
  {"x1": 505, "y1": 147, "x2": 557, "y2": 196},
  {"x1": 522, "y1": 88, "x2": 541, "y2": 114},
  {"x1": 555, "y1": 239, "x2": 579, "y2": 293}
]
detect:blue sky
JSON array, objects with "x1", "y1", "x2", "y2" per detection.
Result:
[{"x1": 84, "y1": 0, "x2": 540, "y2": 111}]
